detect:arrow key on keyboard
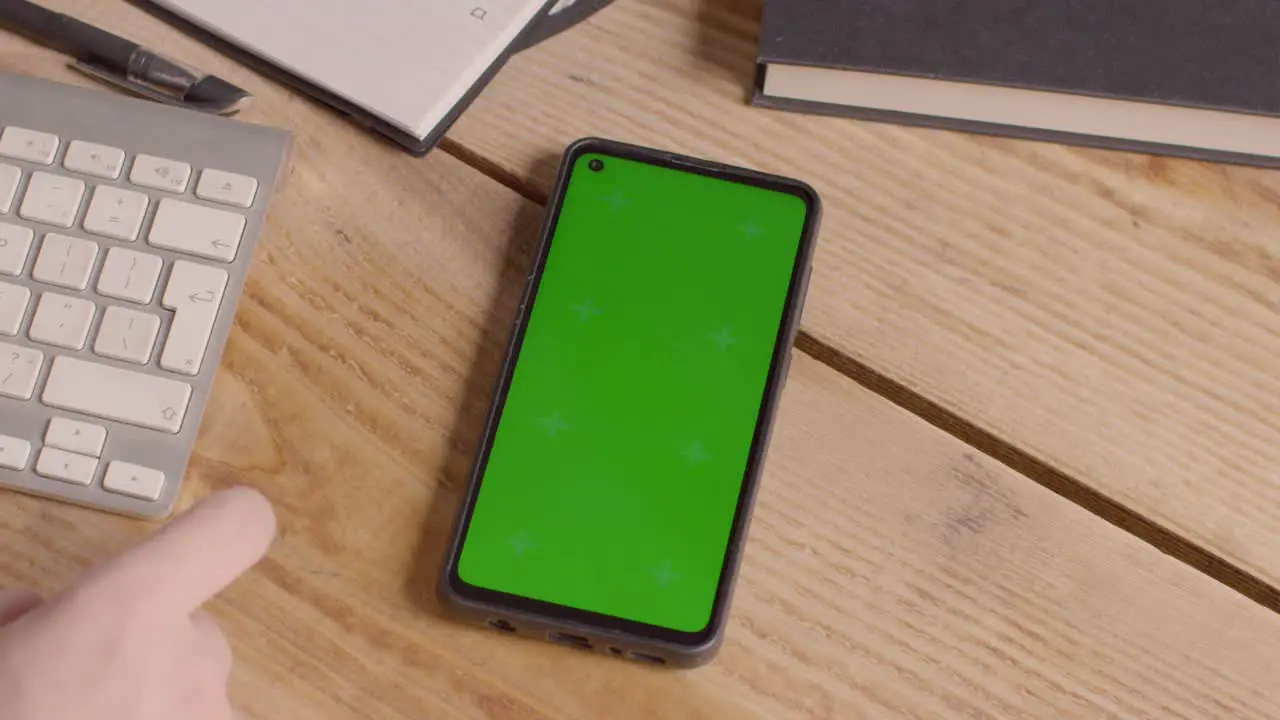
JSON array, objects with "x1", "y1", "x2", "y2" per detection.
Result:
[
  {"x1": 45, "y1": 418, "x2": 107, "y2": 457},
  {"x1": 35, "y1": 447, "x2": 97, "y2": 486},
  {"x1": 103, "y1": 461, "x2": 166, "y2": 501},
  {"x1": 0, "y1": 436, "x2": 32, "y2": 470}
]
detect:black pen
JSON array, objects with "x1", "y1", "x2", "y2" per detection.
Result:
[{"x1": 0, "y1": 0, "x2": 251, "y2": 115}]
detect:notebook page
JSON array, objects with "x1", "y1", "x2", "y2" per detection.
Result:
[{"x1": 149, "y1": 0, "x2": 550, "y2": 138}]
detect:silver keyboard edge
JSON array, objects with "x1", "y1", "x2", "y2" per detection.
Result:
[{"x1": 0, "y1": 73, "x2": 292, "y2": 518}]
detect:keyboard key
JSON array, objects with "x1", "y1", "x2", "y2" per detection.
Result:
[
  {"x1": 0, "y1": 282, "x2": 30, "y2": 336},
  {"x1": 35, "y1": 447, "x2": 97, "y2": 486},
  {"x1": 83, "y1": 185, "x2": 148, "y2": 241},
  {"x1": 0, "y1": 127, "x2": 58, "y2": 165},
  {"x1": 0, "y1": 436, "x2": 32, "y2": 470},
  {"x1": 29, "y1": 293, "x2": 95, "y2": 350},
  {"x1": 94, "y1": 306, "x2": 160, "y2": 365},
  {"x1": 18, "y1": 172, "x2": 85, "y2": 228},
  {"x1": 42, "y1": 356, "x2": 192, "y2": 434},
  {"x1": 130, "y1": 154, "x2": 191, "y2": 194},
  {"x1": 96, "y1": 247, "x2": 163, "y2": 304},
  {"x1": 32, "y1": 233, "x2": 99, "y2": 290},
  {"x1": 196, "y1": 169, "x2": 258, "y2": 208},
  {"x1": 45, "y1": 418, "x2": 107, "y2": 457},
  {"x1": 0, "y1": 164, "x2": 19, "y2": 214},
  {"x1": 103, "y1": 461, "x2": 165, "y2": 501},
  {"x1": 0, "y1": 343, "x2": 43, "y2": 400},
  {"x1": 148, "y1": 198, "x2": 245, "y2": 262},
  {"x1": 161, "y1": 261, "x2": 228, "y2": 375},
  {"x1": 0, "y1": 221, "x2": 34, "y2": 275},
  {"x1": 62, "y1": 141, "x2": 125, "y2": 179}
]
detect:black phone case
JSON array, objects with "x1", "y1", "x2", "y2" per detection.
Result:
[{"x1": 437, "y1": 137, "x2": 823, "y2": 668}]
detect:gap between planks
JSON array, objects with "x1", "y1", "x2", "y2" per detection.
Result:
[{"x1": 439, "y1": 138, "x2": 1280, "y2": 618}]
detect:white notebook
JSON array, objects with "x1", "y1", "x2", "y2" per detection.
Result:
[{"x1": 146, "y1": 0, "x2": 556, "y2": 148}]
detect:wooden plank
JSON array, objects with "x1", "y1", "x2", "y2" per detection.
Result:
[
  {"x1": 440, "y1": 0, "x2": 1280, "y2": 589},
  {"x1": 3, "y1": 3, "x2": 1280, "y2": 718}
]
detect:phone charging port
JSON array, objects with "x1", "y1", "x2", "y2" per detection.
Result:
[
  {"x1": 548, "y1": 632, "x2": 593, "y2": 650},
  {"x1": 628, "y1": 651, "x2": 667, "y2": 665}
]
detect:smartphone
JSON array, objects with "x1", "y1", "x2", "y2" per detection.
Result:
[{"x1": 439, "y1": 137, "x2": 821, "y2": 667}]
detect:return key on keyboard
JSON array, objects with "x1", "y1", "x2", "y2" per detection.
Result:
[{"x1": 161, "y1": 261, "x2": 227, "y2": 376}]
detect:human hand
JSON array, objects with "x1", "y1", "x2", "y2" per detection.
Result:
[{"x1": 0, "y1": 487, "x2": 276, "y2": 720}]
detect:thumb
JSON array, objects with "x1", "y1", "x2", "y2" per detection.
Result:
[{"x1": 0, "y1": 589, "x2": 41, "y2": 625}]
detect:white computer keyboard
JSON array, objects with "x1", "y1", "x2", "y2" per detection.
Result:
[{"x1": 0, "y1": 73, "x2": 290, "y2": 518}]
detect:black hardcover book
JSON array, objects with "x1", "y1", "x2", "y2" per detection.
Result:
[{"x1": 753, "y1": 0, "x2": 1280, "y2": 166}]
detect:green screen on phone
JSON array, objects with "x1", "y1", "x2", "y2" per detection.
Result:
[{"x1": 456, "y1": 150, "x2": 812, "y2": 634}]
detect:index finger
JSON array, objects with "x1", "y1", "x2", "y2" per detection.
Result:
[{"x1": 72, "y1": 487, "x2": 277, "y2": 615}]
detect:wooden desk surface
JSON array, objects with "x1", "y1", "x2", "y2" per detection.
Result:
[{"x1": 3, "y1": 1, "x2": 1280, "y2": 718}]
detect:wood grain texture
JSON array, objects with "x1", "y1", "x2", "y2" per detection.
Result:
[
  {"x1": 441, "y1": 0, "x2": 1280, "y2": 590},
  {"x1": 2, "y1": 2, "x2": 1280, "y2": 718}
]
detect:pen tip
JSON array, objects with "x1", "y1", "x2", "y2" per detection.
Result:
[{"x1": 185, "y1": 76, "x2": 252, "y2": 115}]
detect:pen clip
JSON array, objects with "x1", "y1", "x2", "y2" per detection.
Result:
[{"x1": 70, "y1": 58, "x2": 250, "y2": 117}]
